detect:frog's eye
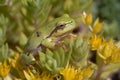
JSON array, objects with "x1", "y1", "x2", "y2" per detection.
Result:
[
  {"x1": 58, "y1": 24, "x2": 66, "y2": 27},
  {"x1": 36, "y1": 31, "x2": 41, "y2": 37},
  {"x1": 56, "y1": 21, "x2": 73, "y2": 30},
  {"x1": 56, "y1": 23, "x2": 66, "y2": 29}
]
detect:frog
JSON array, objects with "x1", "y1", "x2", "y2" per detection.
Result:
[{"x1": 24, "y1": 14, "x2": 76, "y2": 55}]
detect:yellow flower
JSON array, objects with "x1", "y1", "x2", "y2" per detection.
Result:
[
  {"x1": 89, "y1": 35, "x2": 102, "y2": 50},
  {"x1": 0, "y1": 59, "x2": 11, "y2": 77},
  {"x1": 60, "y1": 65, "x2": 77, "y2": 80},
  {"x1": 24, "y1": 70, "x2": 38, "y2": 80},
  {"x1": 74, "y1": 71, "x2": 83, "y2": 80},
  {"x1": 97, "y1": 40, "x2": 113, "y2": 60},
  {"x1": 93, "y1": 18, "x2": 104, "y2": 34},
  {"x1": 24, "y1": 70, "x2": 52, "y2": 80},
  {"x1": 60, "y1": 64, "x2": 95, "y2": 80},
  {"x1": 97, "y1": 39, "x2": 120, "y2": 64},
  {"x1": 81, "y1": 65, "x2": 94, "y2": 79},
  {"x1": 82, "y1": 12, "x2": 93, "y2": 25}
]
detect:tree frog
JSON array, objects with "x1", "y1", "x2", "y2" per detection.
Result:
[{"x1": 24, "y1": 14, "x2": 76, "y2": 55}]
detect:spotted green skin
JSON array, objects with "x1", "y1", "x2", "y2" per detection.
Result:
[{"x1": 24, "y1": 14, "x2": 76, "y2": 55}]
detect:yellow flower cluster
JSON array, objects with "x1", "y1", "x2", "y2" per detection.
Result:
[
  {"x1": 89, "y1": 34, "x2": 120, "y2": 64},
  {"x1": 82, "y1": 12, "x2": 104, "y2": 33},
  {"x1": 60, "y1": 64, "x2": 94, "y2": 80},
  {"x1": 83, "y1": 12, "x2": 120, "y2": 64},
  {"x1": 60, "y1": 65, "x2": 78, "y2": 80}
]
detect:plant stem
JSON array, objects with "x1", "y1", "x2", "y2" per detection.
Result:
[{"x1": 94, "y1": 62, "x2": 104, "y2": 80}]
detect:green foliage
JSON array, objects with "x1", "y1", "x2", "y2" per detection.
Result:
[
  {"x1": 0, "y1": 15, "x2": 8, "y2": 46},
  {"x1": 37, "y1": 48, "x2": 67, "y2": 73},
  {"x1": 0, "y1": 44, "x2": 9, "y2": 62},
  {"x1": 69, "y1": 35, "x2": 89, "y2": 67},
  {"x1": 51, "y1": 0, "x2": 93, "y2": 16},
  {"x1": 0, "y1": 0, "x2": 53, "y2": 49},
  {"x1": 103, "y1": 21, "x2": 120, "y2": 40},
  {"x1": 0, "y1": 0, "x2": 93, "y2": 49},
  {"x1": 93, "y1": 0, "x2": 120, "y2": 23},
  {"x1": 18, "y1": 54, "x2": 35, "y2": 67}
]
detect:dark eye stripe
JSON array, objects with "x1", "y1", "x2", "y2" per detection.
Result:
[
  {"x1": 46, "y1": 23, "x2": 66, "y2": 38},
  {"x1": 36, "y1": 31, "x2": 41, "y2": 37}
]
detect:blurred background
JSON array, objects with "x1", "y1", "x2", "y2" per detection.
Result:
[{"x1": 0, "y1": 0, "x2": 120, "y2": 80}]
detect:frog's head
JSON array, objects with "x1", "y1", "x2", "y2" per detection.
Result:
[{"x1": 50, "y1": 14, "x2": 76, "y2": 37}]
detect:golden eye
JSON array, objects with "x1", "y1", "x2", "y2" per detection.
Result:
[
  {"x1": 59, "y1": 24, "x2": 65, "y2": 27},
  {"x1": 56, "y1": 23, "x2": 66, "y2": 29}
]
